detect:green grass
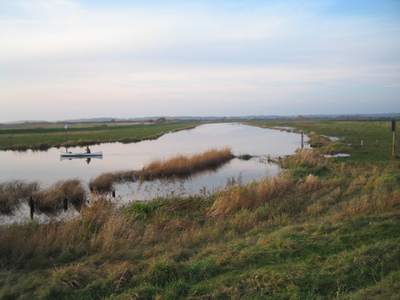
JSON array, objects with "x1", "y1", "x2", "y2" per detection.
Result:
[
  {"x1": 247, "y1": 119, "x2": 398, "y2": 163},
  {"x1": 0, "y1": 122, "x2": 200, "y2": 150},
  {"x1": 0, "y1": 120, "x2": 399, "y2": 299}
]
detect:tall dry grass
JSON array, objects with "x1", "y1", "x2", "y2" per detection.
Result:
[
  {"x1": 0, "y1": 198, "x2": 135, "y2": 268},
  {"x1": 280, "y1": 148, "x2": 329, "y2": 169},
  {"x1": 141, "y1": 147, "x2": 234, "y2": 180},
  {"x1": 0, "y1": 180, "x2": 39, "y2": 214},
  {"x1": 209, "y1": 177, "x2": 296, "y2": 216},
  {"x1": 32, "y1": 179, "x2": 87, "y2": 215},
  {"x1": 89, "y1": 148, "x2": 234, "y2": 193},
  {"x1": 89, "y1": 170, "x2": 140, "y2": 193}
]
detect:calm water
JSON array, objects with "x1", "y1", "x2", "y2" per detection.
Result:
[{"x1": 0, "y1": 123, "x2": 304, "y2": 201}]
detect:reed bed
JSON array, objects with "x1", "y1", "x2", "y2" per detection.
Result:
[
  {"x1": 32, "y1": 179, "x2": 87, "y2": 215},
  {"x1": 89, "y1": 170, "x2": 141, "y2": 193},
  {"x1": 0, "y1": 180, "x2": 39, "y2": 214},
  {"x1": 141, "y1": 147, "x2": 234, "y2": 180},
  {"x1": 89, "y1": 148, "x2": 234, "y2": 193}
]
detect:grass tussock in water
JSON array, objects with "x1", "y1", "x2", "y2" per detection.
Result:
[
  {"x1": 89, "y1": 170, "x2": 141, "y2": 193},
  {"x1": 141, "y1": 147, "x2": 234, "y2": 180},
  {"x1": 89, "y1": 148, "x2": 234, "y2": 193},
  {"x1": 32, "y1": 179, "x2": 87, "y2": 215},
  {"x1": 0, "y1": 180, "x2": 39, "y2": 214}
]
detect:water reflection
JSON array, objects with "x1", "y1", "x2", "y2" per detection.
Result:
[
  {"x1": 114, "y1": 157, "x2": 277, "y2": 202},
  {"x1": 0, "y1": 123, "x2": 305, "y2": 193},
  {"x1": 60, "y1": 156, "x2": 103, "y2": 164}
]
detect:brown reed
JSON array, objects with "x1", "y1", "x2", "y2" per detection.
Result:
[
  {"x1": 141, "y1": 147, "x2": 234, "y2": 180},
  {"x1": 0, "y1": 180, "x2": 40, "y2": 214},
  {"x1": 89, "y1": 170, "x2": 140, "y2": 193},
  {"x1": 209, "y1": 177, "x2": 295, "y2": 216},
  {"x1": 89, "y1": 148, "x2": 234, "y2": 193},
  {"x1": 32, "y1": 179, "x2": 87, "y2": 215}
]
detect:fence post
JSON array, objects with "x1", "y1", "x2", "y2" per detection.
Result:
[
  {"x1": 29, "y1": 196, "x2": 34, "y2": 219},
  {"x1": 392, "y1": 120, "x2": 396, "y2": 158},
  {"x1": 63, "y1": 198, "x2": 68, "y2": 211}
]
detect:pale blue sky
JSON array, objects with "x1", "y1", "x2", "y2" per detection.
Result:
[{"x1": 1, "y1": 0, "x2": 399, "y2": 122}]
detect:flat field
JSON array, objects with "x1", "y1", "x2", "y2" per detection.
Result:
[
  {"x1": 248, "y1": 119, "x2": 397, "y2": 163},
  {"x1": 0, "y1": 121, "x2": 200, "y2": 150}
]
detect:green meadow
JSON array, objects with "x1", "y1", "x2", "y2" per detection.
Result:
[
  {"x1": 0, "y1": 120, "x2": 399, "y2": 299},
  {"x1": 0, "y1": 122, "x2": 199, "y2": 150},
  {"x1": 248, "y1": 119, "x2": 397, "y2": 163}
]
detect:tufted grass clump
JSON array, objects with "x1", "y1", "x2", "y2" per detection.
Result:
[
  {"x1": 32, "y1": 179, "x2": 87, "y2": 215},
  {"x1": 0, "y1": 180, "x2": 40, "y2": 214},
  {"x1": 89, "y1": 148, "x2": 234, "y2": 193},
  {"x1": 141, "y1": 147, "x2": 234, "y2": 180}
]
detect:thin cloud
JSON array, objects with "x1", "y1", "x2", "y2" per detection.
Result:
[{"x1": 1, "y1": 0, "x2": 399, "y2": 122}]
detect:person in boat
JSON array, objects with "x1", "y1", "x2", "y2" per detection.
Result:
[{"x1": 86, "y1": 146, "x2": 91, "y2": 153}]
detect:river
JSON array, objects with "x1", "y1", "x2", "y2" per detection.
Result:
[{"x1": 0, "y1": 123, "x2": 304, "y2": 202}]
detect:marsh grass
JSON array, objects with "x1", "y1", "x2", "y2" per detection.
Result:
[
  {"x1": 141, "y1": 147, "x2": 234, "y2": 180},
  {"x1": 32, "y1": 179, "x2": 87, "y2": 215},
  {"x1": 0, "y1": 180, "x2": 39, "y2": 214},
  {"x1": 89, "y1": 148, "x2": 234, "y2": 193},
  {"x1": 89, "y1": 170, "x2": 140, "y2": 193},
  {"x1": 279, "y1": 148, "x2": 330, "y2": 177}
]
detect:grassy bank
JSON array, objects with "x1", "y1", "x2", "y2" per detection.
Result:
[
  {"x1": 0, "y1": 122, "x2": 199, "y2": 150},
  {"x1": 247, "y1": 119, "x2": 398, "y2": 163},
  {"x1": 0, "y1": 121, "x2": 399, "y2": 299}
]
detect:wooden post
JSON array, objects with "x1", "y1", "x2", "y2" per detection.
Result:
[
  {"x1": 360, "y1": 140, "x2": 363, "y2": 147},
  {"x1": 392, "y1": 120, "x2": 396, "y2": 158},
  {"x1": 63, "y1": 198, "x2": 68, "y2": 211},
  {"x1": 29, "y1": 196, "x2": 34, "y2": 219},
  {"x1": 301, "y1": 131, "x2": 304, "y2": 149}
]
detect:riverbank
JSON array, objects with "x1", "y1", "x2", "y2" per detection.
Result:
[
  {"x1": 0, "y1": 121, "x2": 200, "y2": 150},
  {"x1": 0, "y1": 121, "x2": 399, "y2": 299},
  {"x1": 247, "y1": 119, "x2": 399, "y2": 163}
]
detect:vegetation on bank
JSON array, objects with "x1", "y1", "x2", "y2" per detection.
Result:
[
  {"x1": 247, "y1": 119, "x2": 398, "y2": 163},
  {"x1": 89, "y1": 148, "x2": 234, "y2": 193},
  {"x1": 0, "y1": 120, "x2": 399, "y2": 299},
  {"x1": 0, "y1": 122, "x2": 199, "y2": 150}
]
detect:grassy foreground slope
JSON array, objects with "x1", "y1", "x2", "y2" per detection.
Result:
[{"x1": 0, "y1": 120, "x2": 399, "y2": 299}]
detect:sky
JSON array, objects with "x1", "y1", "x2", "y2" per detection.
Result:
[{"x1": 1, "y1": 0, "x2": 400, "y2": 122}]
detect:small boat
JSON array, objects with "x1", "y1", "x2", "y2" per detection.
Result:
[{"x1": 59, "y1": 151, "x2": 103, "y2": 157}]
